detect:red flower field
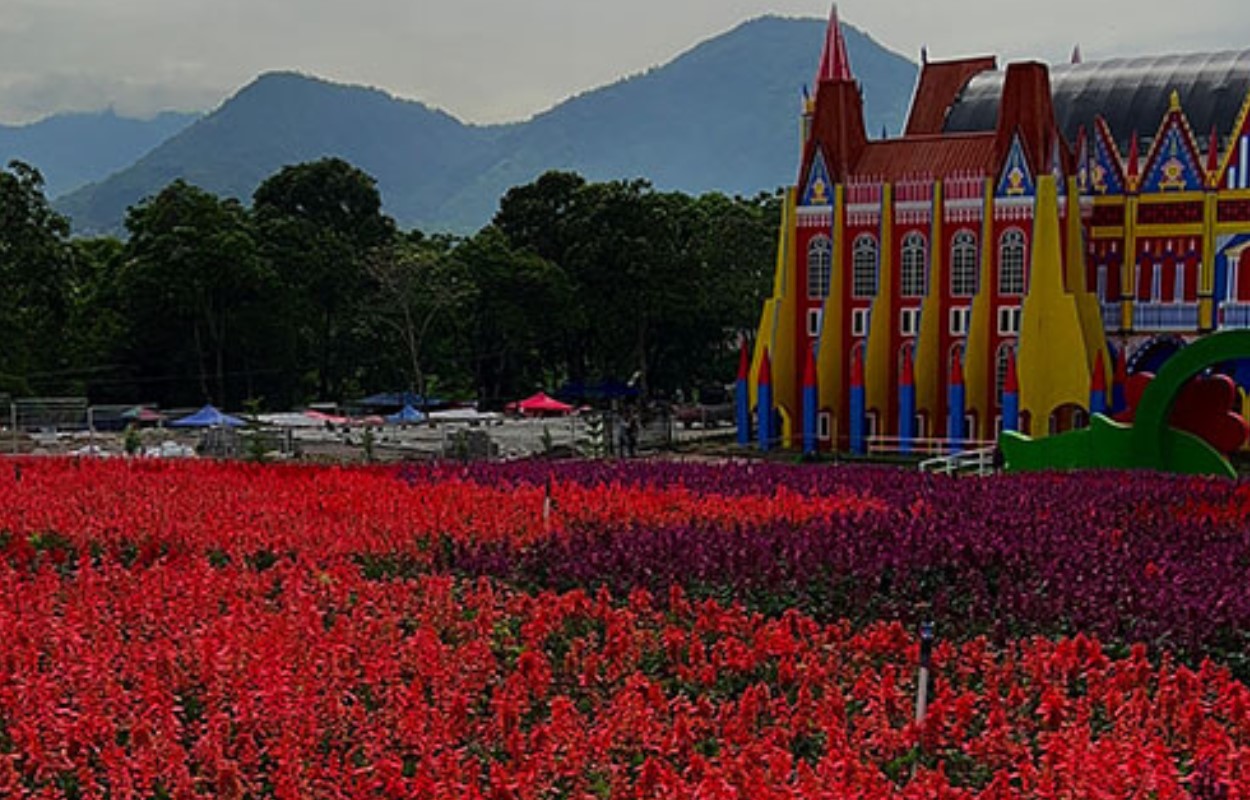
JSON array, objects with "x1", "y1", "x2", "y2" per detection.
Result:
[{"x1": 2, "y1": 458, "x2": 1249, "y2": 797}]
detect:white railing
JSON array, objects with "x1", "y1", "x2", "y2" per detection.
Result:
[
  {"x1": 1100, "y1": 302, "x2": 1123, "y2": 330},
  {"x1": 1219, "y1": 302, "x2": 1250, "y2": 329},
  {"x1": 918, "y1": 446, "x2": 998, "y2": 477},
  {"x1": 1132, "y1": 302, "x2": 1199, "y2": 331}
]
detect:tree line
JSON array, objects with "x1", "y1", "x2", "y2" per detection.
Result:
[{"x1": 0, "y1": 158, "x2": 778, "y2": 410}]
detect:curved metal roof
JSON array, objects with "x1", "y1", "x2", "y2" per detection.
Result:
[{"x1": 943, "y1": 50, "x2": 1250, "y2": 151}]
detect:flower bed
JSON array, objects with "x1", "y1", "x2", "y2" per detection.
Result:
[{"x1": 3, "y1": 459, "x2": 1250, "y2": 796}]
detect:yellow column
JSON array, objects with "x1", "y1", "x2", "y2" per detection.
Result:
[
  {"x1": 963, "y1": 180, "x2": 996, "y2": 440},
  {"x1": 865, "y1": 184, "x2": 895, "y2": 434},
  {"x1": 915, "y1": 181, "x2": 944, "y2": 440}
]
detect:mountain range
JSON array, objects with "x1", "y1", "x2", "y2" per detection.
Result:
[{"x1": 13, "y1": 16, "x2": 918, "y2": 235}]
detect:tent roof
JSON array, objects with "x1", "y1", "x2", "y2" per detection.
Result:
[
  {"x1": 516, "y1": 392, "x2": 574, "y2": 413},
  {"x1": 385, "y1": 404, "x2": 427, "y2": 423},
  {"x1": 168, "y1": 405, "x2": 246, "y2": 428}
]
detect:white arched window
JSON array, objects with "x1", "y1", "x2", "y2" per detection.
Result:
[
  {"x1": 807, "y1": 235, "x2": 832, "y2": 299},
  {"x1": 900, "y1": 232, "x2": 927, "y2": 297},
  {"x1": 999, "y1": 229, "x2": 1026, "y2": 295},
  {"x1": 950, "y1": 230, "x2": 978, "y2": 297},
  {"x1": 852, "y1": 235, "x2": 878, "y2": 298}
]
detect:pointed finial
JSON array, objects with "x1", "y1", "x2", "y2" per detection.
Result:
[
  {"x1": 1070, "y1": 44, "x2": 1083, "y2": 64},
  {"x1": 881, "y1": 124, "x2": 888, "y2": 140},
  {"x1": 1114, "y1": 345, "x2": 1128, "y2": 383},
  {"x1": 1091, "y1": 350, "x2": 1106, "y2": 393},
  {"x1": 1004, "y1": 348, "x2": 1018, "y2": 394},
  {"x1": 1127, "y1": 132, "x2": 1140, "y2": 179},
  {"x1": 816, "y1": 3, "x2": 853, "y2": 83},
  {"x1": 1169, "y1": 89, "x2": 1181, "y2": 112},
  {"x1": 803, "y1": 345, "x2": 818, "y2": 388},
  {"x1": 950, "y1": 349, "x2": 964, "y2": 387},
  {"x1": 901, "y1": 346, "x2": 914, "y2": 387},
  {"x1": 737, "y1": 336, "x2": 751, "y2": 380},
  {"x1": 759, "y1": 348, "x2": 772, "y2": 385},
  {"x1": 921, "y1": 45, "x2": 929, "y2": 65}
]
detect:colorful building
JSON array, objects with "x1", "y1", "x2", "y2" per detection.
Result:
[{"x1": 751, "y1": 5, "x2": 1250, "y2": 451}]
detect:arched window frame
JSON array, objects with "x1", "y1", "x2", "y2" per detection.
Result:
[
  {"x1": 998, "y1": 228, "x2": 1027, "y2": 296},
  {"x1": 807, "y1": 235, "x2": 832, "y2": 299},
  {"x1": 851, "y1": 234, "x2": 879, "y2": 299},
  {"x1": 900, "y1": 231, "x2": 928, "y2": 298},
  {"x1": 950, "y1": 230, "x2": 978, "y2": 297}
]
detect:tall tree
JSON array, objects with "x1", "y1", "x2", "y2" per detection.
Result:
[
  {"x1": 364, "y1": 233, "x2": 476, "y2": 404},
  {"x1": 253, "y1": 158, "x2": 395, "y2": 400},
  {"x1": 0, "y1": 161, "x2": 73, "y2": 394},
  {"x1": 120, "y1": 180, "x2": 273, "y2": 406}
]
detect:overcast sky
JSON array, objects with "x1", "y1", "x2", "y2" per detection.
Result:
[{"x1": 2, "y1": 0, "x2": 1249, "y2": 125}]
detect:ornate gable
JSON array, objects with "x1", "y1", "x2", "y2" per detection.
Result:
[
  {"x1": 1140, "y1": 95, "x2": 1205, "y2": 193},
  {"x1": 1089, "y1": 118, "x2": 1126, "y2": 196},
  {"x1": 996, "y1": 134, "x2": 1036, "y2": 198},
  {"x1": 802, "y1": 148, "x2": 835, "y2": 207}
]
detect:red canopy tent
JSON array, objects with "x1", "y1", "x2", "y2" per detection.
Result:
[{"x1": 508, "y1": 392, "x2": 575, "y2": 417}]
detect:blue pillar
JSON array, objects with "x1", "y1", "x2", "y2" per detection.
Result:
[
  {"x1": 849, "y1": 385, "x2": 866, "y2": 455},
  {"x1": 803, "y1": 384, "x2": 818, "y2": 456},
  {"x1": 758, "y1": 383, "x2": 773, "y2": 452},
  {"x1": 899, "y1": 383, "x2": 915, "y2": 454},
  {"x1": 1002, "y1": 389, "x2": 1019, "y2": 433},
  {"x1": 948, "y1": 382, "x2": 965, "y2": 454}
]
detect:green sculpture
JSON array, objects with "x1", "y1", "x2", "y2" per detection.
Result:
[{"x1": 999, "y1": 330, "x2": 1250, "y2": 478}]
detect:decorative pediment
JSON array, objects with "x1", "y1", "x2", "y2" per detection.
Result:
[
  {"x1": 1140, "y1": 100, "x2": 1205, "y2": 193},
  {"x1": 1218, "y1": 90, "x2": 1250, "y2": 191},
  {"x1": 1089, "y1": 118, "x2": 1126, "y2": 196},
  {"x1": 996, "y1": 134, "x2": 1035, "y2": 198},
  {"x1": 802, "y1": 148, "x2": 834, "y2": 207}
]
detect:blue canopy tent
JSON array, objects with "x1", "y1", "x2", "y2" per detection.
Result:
[
  {"x1": 385, "y1": 404, "x2": 426, "y2": 424},
  {"x1": 168, "y1": 405, "x2": 247, "y2": 428}
]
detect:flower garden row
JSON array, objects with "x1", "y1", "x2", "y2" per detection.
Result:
[{"x1": 3, "y1": 458, "x2": 1250, "y2": 796}]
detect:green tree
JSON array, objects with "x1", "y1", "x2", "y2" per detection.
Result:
[
  {"x1": 0, "y1": 161, "x2": 73, "y2": 394},
  {"x1": 456, "y1": 227, "x2": 573, "y2": 407},
  {"x1": 119, "y1": 180, "x2": 273, "y2": 406},
  {"x1": 253, "y1": 158, "x2": 396, "y2": 400},
  {"x1": 364, "y1": 233, "x2": 476, "y2": 404}
]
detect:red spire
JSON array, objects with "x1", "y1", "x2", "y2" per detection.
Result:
[
  {"x1": 1004, "y1": 349, "x2": 1018, "y2": 394},
  {"x1": 1115, "y1": 345, "x2": 1128, "y2": 385},
  {"x1": 1127, "y1": 132, "x2": 1140, "y2": 180},
  {"x1": 850, "y1": 347, "x2": 864, "y2": 387},
  {"x1": 803, "y1": 345, "x2": 818, "y2": 388},
  {"x1": 900, "y1": 346, "x2": 914, "y2": 387},
  {"x1": 737, "y1": 337, "x2": 750, "y2": 381},
  {"x1": 759, "y1": 348, "x2": 772, "y2": 386},
  {"x1": 950, "y1": 349, "x2": 964, "y2": 387},
  {"x1": 815, "y1": 3, "x2": 853, "y2": 84},
  {"x1": 1091, "y1": 350, "x2": 1106, "y2": 393},
  {"x1": 1207, "y1": 127, "x2": 1221, "y2": 177}
]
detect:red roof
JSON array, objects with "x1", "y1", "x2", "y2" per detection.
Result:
[
  {"x1": 905, "y1": 57, "x2": 997, "y2": 136},
  {"x1": 854, "y1": 133, "x2": 996, "y2": 181},
  {"x1": 512, "y1": 392, "x2": 574, "y2": 416}
]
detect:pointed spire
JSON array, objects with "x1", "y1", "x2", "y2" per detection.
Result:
[
  {"x1": 759, "y1": 348, "x2": 772, "y2": 386},
  {"x1": 921, "y1": 45, "x2": 929, "y2": 65},
  {"x1": 850, "y1": 346, "x2": 864, "y2": 387},
  {"x1": 1091, "y1": 350, "x2": 1106, "y2": 393},
  {"x1": 1070, "y1": 44, "x2": 1083, "y2": 64},
  {"x1": 1127, "y1": 132, "x2": 1140, "y2": 181},
  {"x1": 901, "y1": 346, "x2": 914, "y2": 387},
  {"x1": 816, "y1": 3, "x2": 853, "y2": 84},
  {"x1": 737, "y1": 336, "x2": 751, "y2": 381},
  {"x1": 803, "y1": 345, "x2": 818, "y2": 388},
  {"x1": 1207, "y1": 126, "x2": 1221, "y2": 177},
  {"x1": 1115, "y1": 345, "x2": 1128, "y2": 384},
  {"x1": 1004, "y1": 348, "x2": 1018, "y2": 394},
  {"x1": 950, "y1": 349, "x2": 964, "y2": 387}
]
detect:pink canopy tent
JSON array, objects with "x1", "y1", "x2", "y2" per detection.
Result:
[{"x1": 508, "y1": 392, "x2": 575, "y2": 417}]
